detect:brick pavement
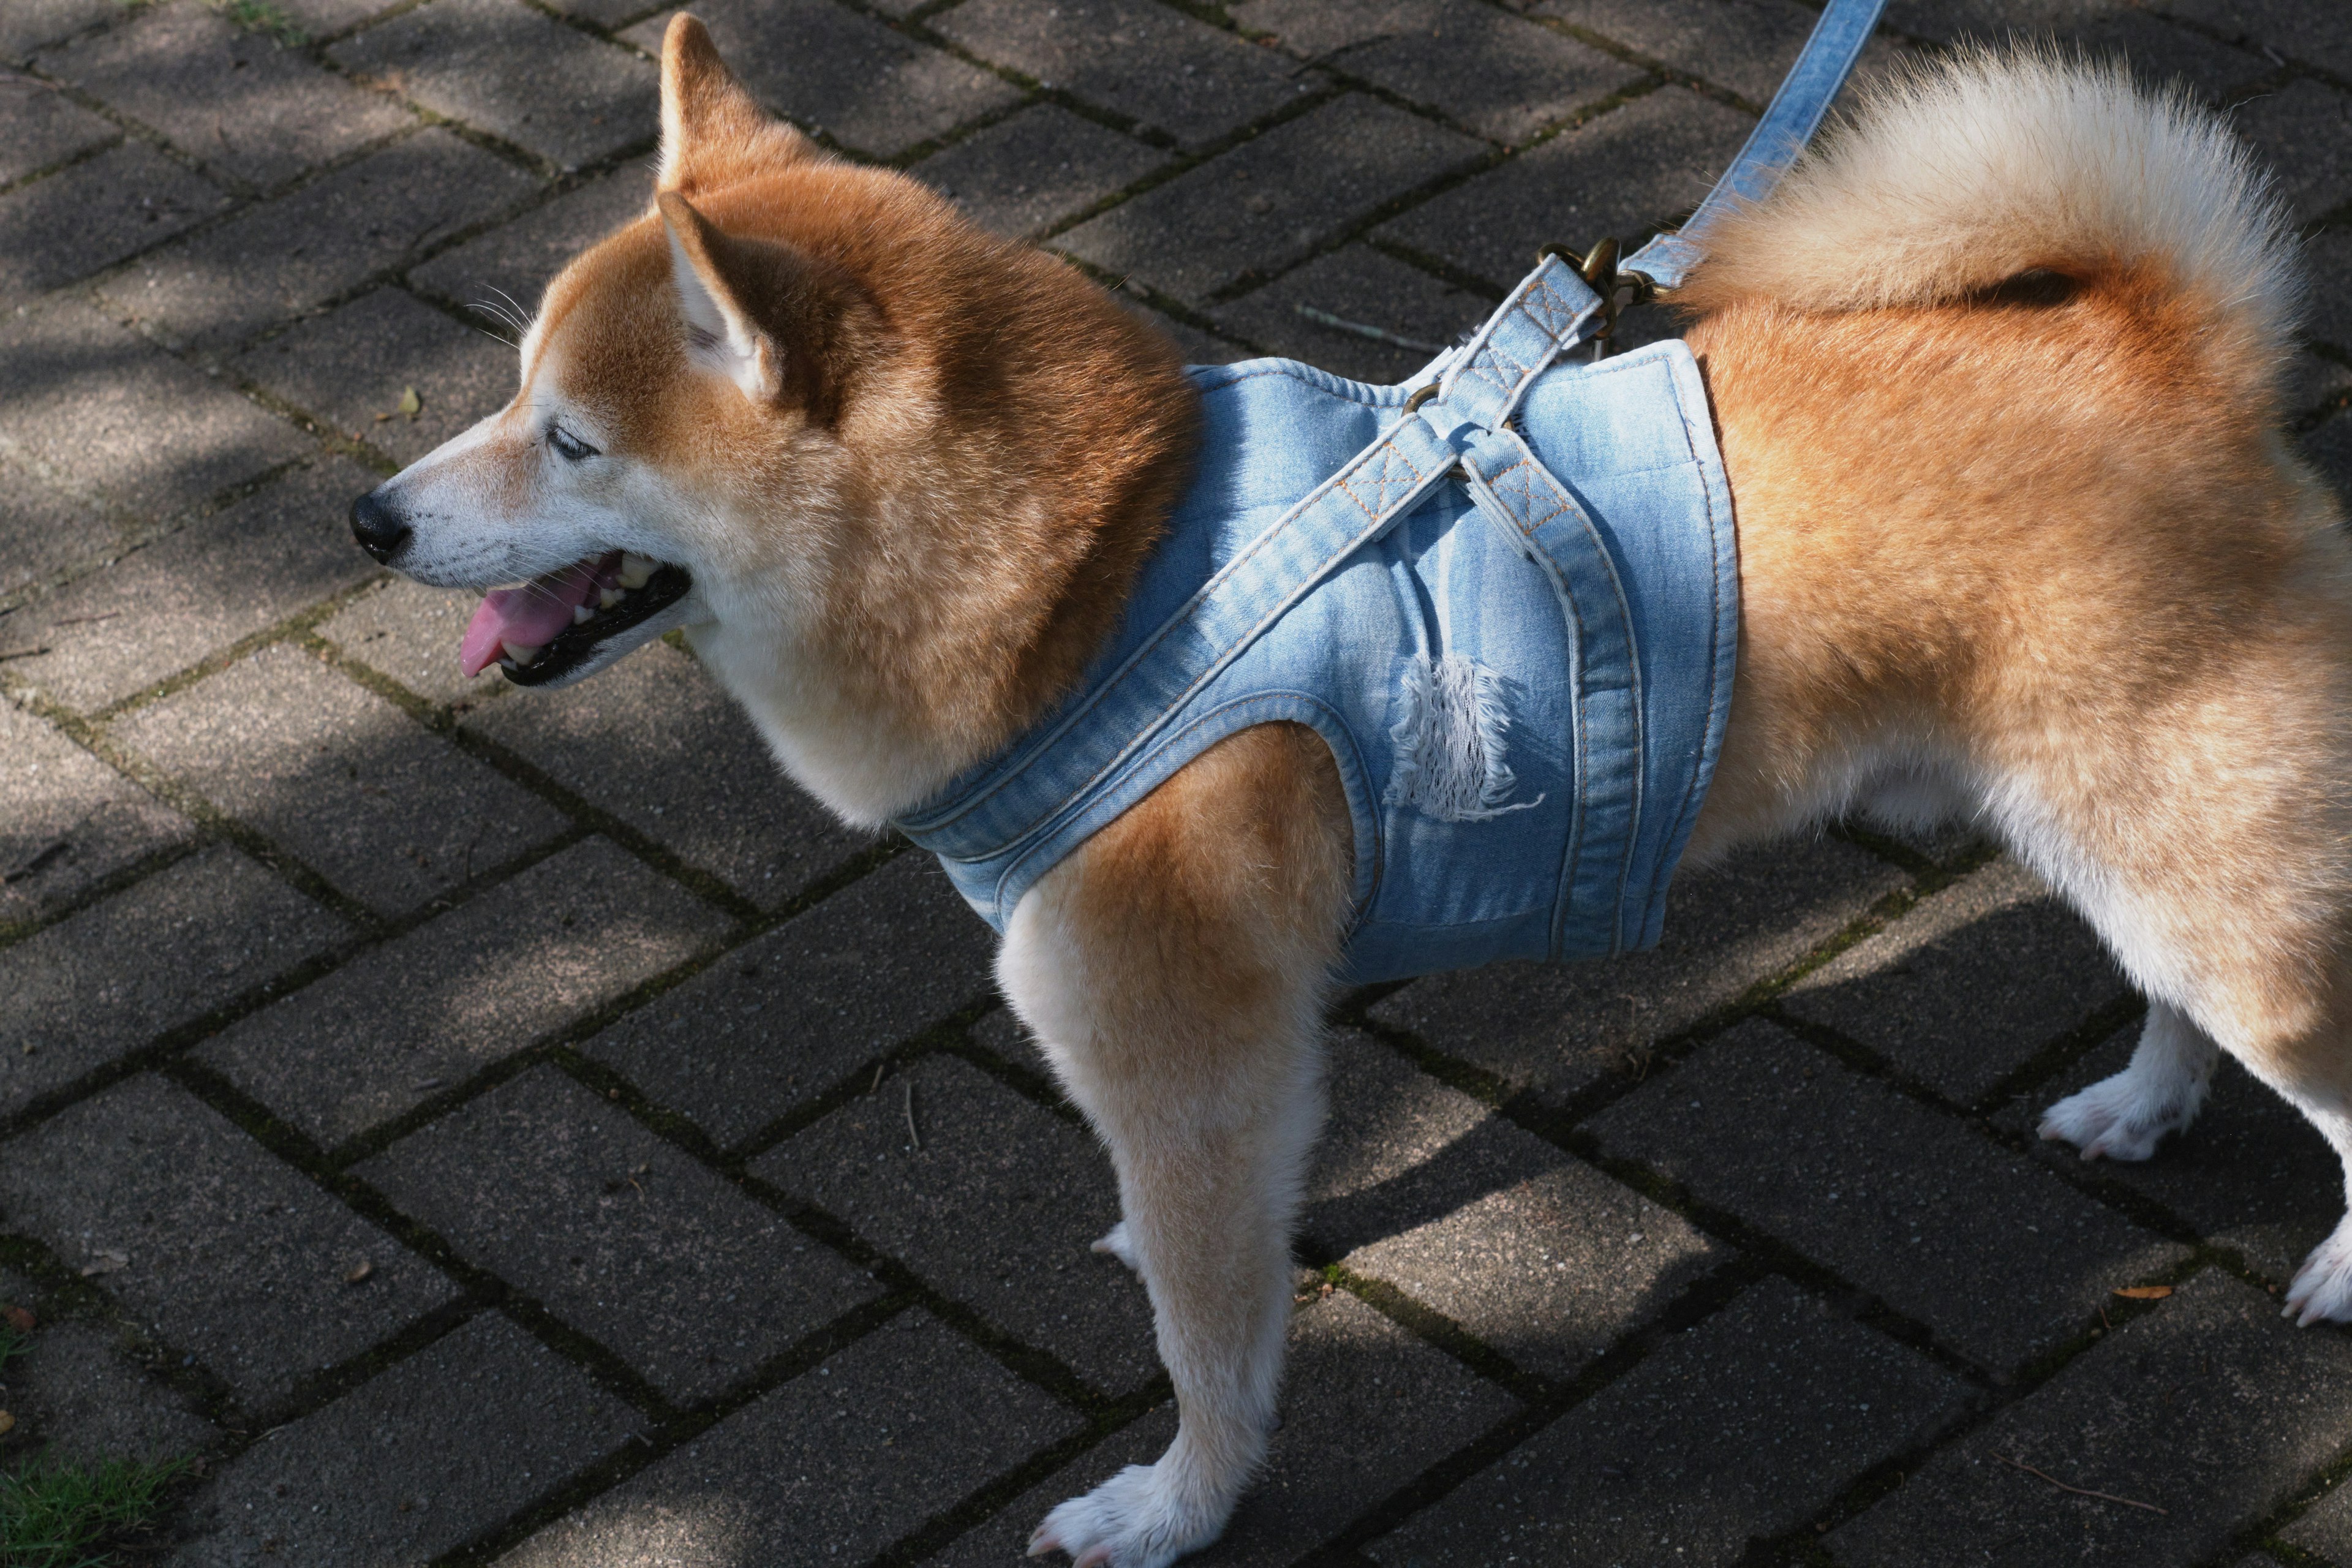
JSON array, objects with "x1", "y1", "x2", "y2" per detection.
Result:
[{"x1": 2, "y1": 0, "x2": 2350, "y2": 1563}]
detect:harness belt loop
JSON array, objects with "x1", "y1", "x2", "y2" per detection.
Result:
[{"x1": 1620, "y1": 0, "x2": 1886, "y2": 293}]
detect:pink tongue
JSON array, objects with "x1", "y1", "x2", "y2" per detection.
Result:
[{"x1": 460, "y1": 560, "x2": 603, "y2": 677}]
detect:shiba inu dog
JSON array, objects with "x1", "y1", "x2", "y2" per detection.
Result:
[{"x1": 350, "y1": 16, "x2": 2345, "y2": 1564}]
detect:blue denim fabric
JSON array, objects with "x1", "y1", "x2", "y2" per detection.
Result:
[{"x1": 895, "y1": 257, "x2": 1739, "y2": 984}]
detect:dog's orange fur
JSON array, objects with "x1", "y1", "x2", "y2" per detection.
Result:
[
  {"x1": 1687, "y1": 275, "x2": 2352, "y2": 1085},
  {"x1": 365, "y1": 20, "x2": 2352, "y2": 1562}
]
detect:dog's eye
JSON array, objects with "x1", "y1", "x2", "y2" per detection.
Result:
[{"x1": 547, "y1": 425, "x2": 598, "y2": 462}]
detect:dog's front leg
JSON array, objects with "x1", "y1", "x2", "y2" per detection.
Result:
[{"x1": 997, "y1": 725, "x2": 1352, "y2": 1568}]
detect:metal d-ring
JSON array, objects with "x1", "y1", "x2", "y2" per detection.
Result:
[{"x1": 1403, "y1": 383, "x2": 1439, "y2": 414}]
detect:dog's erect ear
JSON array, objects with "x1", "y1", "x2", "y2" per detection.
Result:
[
  {"x1": 659, "y1": 189, "x2": 785, "y2": 402},
  {"x1": 659, "y1": 189, "x2": 874, "y2": 417},
  {"x1": 657, "y1": 13, "x2": 812, "y2": 195}
]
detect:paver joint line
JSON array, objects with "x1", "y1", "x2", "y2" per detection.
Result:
[{"x1": 5, "y1": 0, "x2": 2351, "y2": 1562}]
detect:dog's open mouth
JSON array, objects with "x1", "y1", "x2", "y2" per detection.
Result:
[{"x1": 459, "y1": 550, "x2": 693, "y2": 687}]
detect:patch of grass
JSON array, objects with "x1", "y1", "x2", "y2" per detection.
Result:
[
  {"x1": 0, "y1": 1323, "x2": 28, "y2": 1374},
  {"x1": 210, "y1": 0, "x2": 310, "y2": 44},
  {"x1": 1, "y1": 1453, "x2": 190, "y2": 1568}
]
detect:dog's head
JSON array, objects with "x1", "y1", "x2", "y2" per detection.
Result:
[{"x1": 350, "y1": 13, "x2": 1196, "y2": 786}]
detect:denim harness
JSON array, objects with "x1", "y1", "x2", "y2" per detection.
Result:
[{"x1": 895, "y1": 257, "x2": 1739, "y2": 984}]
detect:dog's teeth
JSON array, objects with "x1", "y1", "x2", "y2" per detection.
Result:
[
  {"x1": 617, "y1": 554, "x2": 655, "y2": 590},
  {"x1": 572, "y1": 604, "x2": 594, "y2": 625},
  {"x1": 505, "y1": 641, "x2": 542, "y2": 665},
  {"x1": 599, "y1": 587, "x2": 623, "y2": 609}
]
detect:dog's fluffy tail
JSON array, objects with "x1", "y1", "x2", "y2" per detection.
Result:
[{"x1": 1674, "y1": 47, "x2": 2299, "y2": 365}]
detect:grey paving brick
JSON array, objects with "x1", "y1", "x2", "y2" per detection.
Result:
[
  {"x1": 2070, "y1": 11, "x2": 2271, "y2": 100},
  {"x1": 2291, "y1": 349, "x2": 2352, "y2": 421},
  {"x1": 318, "y1": 575, "x2": 515, "y2": 710},
  {"x1": 357, "y1": 1065, "x2": 880, "y2": 1403},
  {"x1": 911, "y1": 104, "x2": 1166, "y2": 239},
  {"x1": 2309, "y1": 229, "x2": 2352, "y2": 357},
  {"x1": 1213, "y1": 245, "x2": 1487, "y2": 383},
  {"x1": 0, "y1": 695, "x2": 189, "y2": 923},
  {"x1": 1590, "y1": 1019, "x2": 2188, "y2": 1375},
  {"x1": 0, "y1": 1074, "x2": 457, "y2": 1409},
  {"x1": 2236, "y1": 78, "x2": 2352, "y2": 226},
  {"x1": 1370, "y1": 1276, "x2": 1972, "y2": 1567},
  {"x1": 584, "y1": 852, "x2": 994, "y2": 1148},
  {"x1": 753, "y1": 1054, "x2": 1157, "y2": 1393},
  {"x1": 333, "y1": 0, "x2": 655, "y2": 172},
  {"x1": 1781, "y1": 856, "x2": 2127, "y2": 1104},
  {"x1": 1381, "y1": 85, "x2": 1753, "y2": 290},
  {"x1": 111, "y1": 127, "x2": 540, "y2": 351},
  {"x1": 409, "y1": 163, "x2": 653, "y2": 319},
  {"x1": 113, "y1": 643, "x2": 567, "y2": 916},
  {"x1": 0, "y1": 454, "x2": 113, "y2": 600},
  {"x1": 231, "y1": 285, "x2": 514, "y2": 466},
  {"x1": 620, "y1": 0, "x2": 1020, "y2": 161},
  {"x1": 0, "y1": 138, "x2": 228, "y2": 309},
  {"x1": 38, "y1": 4, "x2": 410, "y2": 192},
  {"x1": 172, "y1": 1311, "x2": 632, "y2": 1566},
  {"x1": 1324, "y1": 1029, "x2": 1720, "y2": 1378},
  {"x1": 536, "y1": 0, "x2": 653, "y2": 29},
  {"x1": 934, "y1": 0, "x2": 1303, "y2": 150},
  {"x1": 1306, "y1": 1028, "x2": 1562, "y2": 1258},
  {"x1": 0, "y1": 293, "x2": 311, "y2": 524},
  {"x1": 922, "y1": 1404, "x2": 1178, "y2": 1567},
  {"x1": 268, "y1": 0, "x2": 409, "y2": 32},
  {"x1": 492, "y1": 1308, "x2": 1084, "y2": 1568},
  {"x1": 1544, "y1": 0, "x2": 1831, "y2": 107},
  {"x1": 1882, "y1": 0, "x2": 2151, "y2": 39},
  {"x1": 0, "y1": 846, "x2": 342, "y2": 1116},
  {"x1": 1058, "y1": 94, "x2": 1486, "y2": 304},
  {"x1": 2286, "y1": 1473, "x2": 2352, "y2": 1564},
  {"x1": 0, "y1": 70, "x2": 117, "y2": 186},
  {"x1": 1215, "y1": 1288, "x2": 1519, "y2": 1564},
  {"x1": 466, "y1": 638, "x2": 865, "y2": 908},
  {"x1": 0, "y1": 0, "x2": 117, "y2": 61},
  {"x1": 0, "y1": 1319, "x2": 219, "y2": 1465},
  {"x1": 1370, "y1": 837, "x2": 1904, "y2": 1110},
  {"x1": 1833, "y1": 1269, "x2": 2352, "y2": 1568},
  {"x1": 200, "y1": 836, "x2": 731, "y2": 1148},
  {"x1": 1, "y1": 458, "x2": 383, "y2": 712},
  {"x1": 1128, "y1": 297, "x2": 1251, "y2": 366},
  {"x1": 1997, "y1": 1028, "x2": 2341, "y2": 1284},
  {"x1": 1348, "y1": 1161, "x2": 1722, "y2": 1382},
  {"x1": 2309, "y1": 410, "x2": 2352, "y2": 507},
  {"x1": 1239, "y1": 0, "x2": 1642, "y2": 144},
  {"x1": 2166, "y1": 0, "x2": 2352, "y2": 79}
]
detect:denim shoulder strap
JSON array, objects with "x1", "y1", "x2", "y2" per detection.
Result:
[{"x1": 895, "y1": 257, "x2": 1607, "y2": 930}]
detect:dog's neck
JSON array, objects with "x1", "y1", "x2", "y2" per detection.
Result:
[{"x1": 692, "y1": 327, "x2": 1202, "y2": 829}]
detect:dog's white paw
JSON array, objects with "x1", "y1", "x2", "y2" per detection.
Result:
[
  {"x1": 1028, "y1": 1463, "x2": 1223, "y2": 1568},
  {"x1": 2285, "y1": 1220, "x2": 2352, "y2": 1327},
  {"x1": 1090, "y1": 1221, "x2": 1141, "y2": 1273},
  {"x1": 2038, "y1": 1071, "x2": 2197, "y2": 1162}
]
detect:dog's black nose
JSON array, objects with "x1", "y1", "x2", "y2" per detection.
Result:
[{"x1": 349, "y1": 489, "x2": 412, "y2": 565}]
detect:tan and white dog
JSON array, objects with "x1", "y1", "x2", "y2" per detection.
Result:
[{"x1": 351, "y1": 17, "x2": 2348, "y2": 1564}]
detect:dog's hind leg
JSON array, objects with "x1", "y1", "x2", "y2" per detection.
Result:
[
  {"x1": 1988, "y1": 562, "x2": 2352, "y2": 1324},
  {"x1": 2038, "y1": 1002, "x2": 2219, "y2": 1161},
  {"x1": 997, "y1": 723, "x2": 1354, "y2": 1568}
]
